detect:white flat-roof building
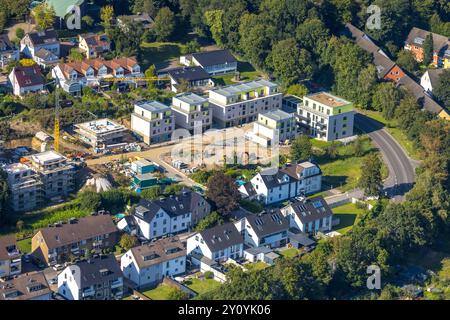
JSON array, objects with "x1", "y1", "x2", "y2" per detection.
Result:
[
  {"x1": 171, "y1": 93, "x2": 212, "y2": 133},
  {"x1": 297, "y1": 92, "x2": 355, "y2": 141},
  {"x1": 208, "y1": 80, "x2": 282, "y2": 128},
  {"x1": 131, "y1": 100, "x2": 175, "y2": 145},
  {"x1": 74, "y1": 119, "x2": 128, "y2": 151},
  {"x1": 246, "y1": 109, "x2": 298, "y2": 147}
]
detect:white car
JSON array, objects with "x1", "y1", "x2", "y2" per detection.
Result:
[
  {"x1": 49, "y1": 278, "x2": 58, "y2": 285},
  {"x1": 52, "y1": 264, "x2": 64, "y2": 271}
]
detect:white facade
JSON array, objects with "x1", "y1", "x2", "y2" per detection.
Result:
[
  {"x1": 186, "y1": 233, "x2": 244, "y2": 262},
  {"x1": 171, "y1": 93, "x2": 213, "y2": 132},
  {"x1": 134, "y1": 208, "x2": 191, "y2": 240},
  {"x1": 58, "y1": 267, "x2": 81, "y2": 300}
]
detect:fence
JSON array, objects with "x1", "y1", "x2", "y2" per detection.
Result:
[{"x1": 162, "y1": 277, "x2": 197, "y2": 298}]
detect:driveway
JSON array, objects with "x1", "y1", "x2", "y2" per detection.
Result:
[{"x1": 354, "y1": 113, "x2": 417, "y2": 202}]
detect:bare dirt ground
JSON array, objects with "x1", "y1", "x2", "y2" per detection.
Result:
[{"x1": 6, "y1": 22, "x2": 36, "y2": 40}]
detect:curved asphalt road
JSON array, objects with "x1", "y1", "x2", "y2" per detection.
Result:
[{"x1": 354, "y1": 113, "x2": 417, "y2": 202}]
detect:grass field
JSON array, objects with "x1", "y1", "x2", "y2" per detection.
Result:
[
  {"x1": 332, "y1": 203, "x2": 366, "y2": 234},
  {"x1": 245, "y1": 261, "x2": 269, "y2": 272},
  {"x1": 183, "y1": 277, "x2": 221, "y2": 295},
  {"x1": 140, "y1": 42, "x2": 184, "y2": 69},
  {"x1": 279, "y1": 248, "x2": 300, "y2": 258},
  {"x1": 142, "y1": 284, "x2": 179, "y2": 300},
  {"x1": 17, "y1": 238, "x2": 32, "y2": 253},
  {"x1": 213, "y1": 61, "x2": 264, "y2": 86}
]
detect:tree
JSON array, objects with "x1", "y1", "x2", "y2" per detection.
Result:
[
  {"x1": 0, "y1": 168, "x2": 9, "y2": 219},
  {"x1": 164, "y1": 184, "x2": 186, "y2": 196},
  {"x1": 16, "y1": 220, "x2": 24, "y2": 231},
  {"x1": 181, "y1": 40, "x2": 201, "y2": 55},
  {"x1": 206, "y1": 172, "x2": 241, "y2": 215},
  {"x1": 0, "y1": 11, "x2": 6, "y2": 33},
  {"x1": 290, "y1": 135, "x2": 312, "y2": 162},
  {"x1": 32, "y1": 3, "x2": 55, "y2": 31},
  {"x1": 82, "y1": 15, "x2": 94, "y2": 28},
  {"x1": 396, "y1": 50, "x2": 419, "y2": 73},
  {"x1": 167, "y1": 288, "x2": 189, "y2": 300},
  {"x1": 100, "y1": 5, "x2": 115, "y2": 29},
  {"x1": 15, "y1": 28, "x2": 25, "y2": 41},
  {"x1": 132, "y1": 0, "x2": 156, "y2": 17},
  {"x1": 371, "y1": 82, "x2": 401, "y2": 119},
  {"x1": 267, "y1": 38, "x2": 313, "y2": 87},
  {"x1": 286, "y1": 84, "x2": 308, "y2": 97},
  {"x1": 353, "y1": 136, "x2": 364, "y2": 157},
  {"x1": 140, "y1": 185, "x2": 162, "y2": 200},
  {"x1": 434, "y1": 69, "x2": 450, "y2": 109},
  {"x1": 144, "y1": 64, "x2": 156, "y2": 87},
  {"x1": 295, "y1": 18, "x2": 329, "y2": 54},
  {"x1": 68, "y1": 48, "x2": 84, "y2": 62},
  {"x1": 194, "y1": 212, "x2": 224, "y2": 232},
  {"x1": 119, "y1": 234, "x2": 138, "y2": 251},
  {"x1": 423, "y1": 33, "x2": 434, "y2": 65},
  {"x1": 153, "y1": 7, "x2": 175, "y2": 41},
  {"x1": 359, "y1": 153, "x2": 383, "y2": 197},
  {"x1": 77, "y1": 191, "x2": 102, "y2": 212},
  {"x1": 204, "y1": 10, "x2": 225, "y2": 47}
]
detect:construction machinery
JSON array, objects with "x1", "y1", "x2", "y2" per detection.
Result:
[{"x1": 54, "y1": 89, "x2": 60, "y2": 153}]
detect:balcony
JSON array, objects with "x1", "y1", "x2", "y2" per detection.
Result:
[
  {"x1": 110, "y1": 279, "x2": 123, "y2": 289},
  {"x1": 82, "y1": 287, "x2": 95, "y2": 297}
]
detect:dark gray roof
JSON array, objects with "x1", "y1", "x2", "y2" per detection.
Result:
[
  {"x1": 245, "y1": 210, "x2": 289, "y2": 238},
  {"x1": 406, "y1": 27, "x2": 449, "y2": 55},
  {"x1": 192, "y1": 49, "x2": 236, "y2": 67},
  {"x1": 12, "y1": 65, "x2": 44, "y2": 88},
  {"x1": 241, "y1": 181, "x2": 256, "y2": 197},
  {"x1": 244, "y1": 246, "x2": 272, "y2": 255},
  {"x1": 426, "y1": 69, "x2": 445, "y2": 89},
  {"x1": 229, "y1": 206, "x2": 253, "y2": 221},
  {"x1": 0, "y1": 34, "x2": 15, "y2": 52},
  {"x1": 72, "y1": 254, "x2": 122, "y2": 288},
  {"x1": 0, "y1": 235, "x2": 19, "y2": 261},
  {"x1": 168, "y1": 66, "x2": 211, "y2": 84},
  {"x1": 397, "y1": 75, "x2": 444, "y2": 114},
  {"x1": 288, "y1": 228, "x2": 315, "y2": 246},
  {"x1": 130, "y1": 236, "x2": 185, "y2": 269},
  {"x1": 286, "y1": 196, "x2": 332, "y2": 225},
  {"x1": 34, "y1": 48, "x2": 58, "y2": 60},
  {"x1": 0, "y1": 272, "x2": 51, "y2": 300},
  {"x1": 200, "y1": 222, "x2": 243, "y2": 252},
  {"x1": 25, "y1": 29, "x2": 59, "y2": 47}
]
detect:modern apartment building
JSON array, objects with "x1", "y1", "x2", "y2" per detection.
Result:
[
  {"x1": 131, "y1": 100, "x2": 175, "y2": 144},
  {"x1": 0, "y1": 235, "x2": 21, "y2": 279},
  {"x1": 31, "y1": 215, "x2": 118, "y2": 266},
  {"x1": 208, "y1": 80, "x2": 282, "y2": 128},
  {"x1": 5, "y1": 163, "x2": 43, "y2": 212},
  {"x1": 28, "y1": 151, "x2": 76, "y2": 200},
  {"x1": 297, "y1": 92, "x2": 354, "y2": 141},
  {"x1": 246, "y1": 109, "x2": 298, "y2": 147},
  {"x1": 171, "y1": 93, "x2": 213, "y2": 133},
  {"x1": 74, "y1": 118, "x2": 128, "y2": 152}
]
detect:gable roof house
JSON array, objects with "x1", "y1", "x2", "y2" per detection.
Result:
[
  {"x1": 234, "y1": 210, "x2": 289, "y2": 249},
  {"x1": 20, "y1": 29, "x2": 60, "y2": 60},
  {"x1": 281, "y1": 196, "x2": 333, "y2": 234},
  {"x1": 57, "y1": 254, "x2": 123, "y2": 300},
  {"x1": 180, "y1": 49, "x2": 237, "y2": 76},
  {"x1": 0, "y1": 235, "x2": 22, "y2": 279},
  {"x1": 8, "y1": 65, "x2": 45, "y2": 97},
  {"x1": 404, "y1": 27, "x2": 450, "y2": 68},
  {"x1": 0, "y1": 272, "x2": 51, "y2": 300},
  {"x1": 239, "y1": 161, "x2": 322, "y2": 205},
  {"x1": 117, "y1": 13, "x2": 154, "y2": 31},
  {"x1": 78, "y1": 34, "x2": 111, "y2": 59},
  {"x1": 186, "y1": 222, "x2": 244, "y2": 262},
  {"x1": 33, "y1": 48, "x2": 59, "y2": 68},
  {"x1": 120, "y1": 236, "x2": 186, "y2": 288},
  {"x1": 0, "y1": 34, "x2": 20, "y2": 69},
  {"x1": 31, "y1": 215, "x2": 119, "y2": 266},
  {"x1": 131, "y1": 189, "x2": 211, "y2": 240},
  {"x1": 52, "y1": 57, "x2": 143, "y2": 95},
  {"x1": 344, "y1": 23, "x2": 406, "y2": 84},
  {"x1": 420, "y1": 68, "x2": 445, "y2": 94},
  {"x1": 167, "y1": 66, "x2": 214, "y2": 93}
]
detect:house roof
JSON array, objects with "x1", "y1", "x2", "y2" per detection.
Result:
[
  {"x1": 405, "y1": 27, "x2": 449, "y2": 55},
  {"x1": 306, "y1": 92, "x2": 352, "y2": 108},
  {"x1": 245, "y1": 210, "x2": 289, "y2": 238},
  {"x1": 260, "y1": 109, "x2": 293, "y2": 122},
  {"x1": 135, "y1": 100, "x2": 170, "y2": 113},
  {"x1": 0, "y1": 34, "x2": 15, "y2": 52},
  {"x1": 244, "y1": 245, "x2": 272, "y2": 255},
  {"x1": 285, "y1": 196, "x2": 333, "y2": 225},
  {"x1": 57, "y1": 57, "x2": 138, "y2": 80},
  {"x1": 0, "y1": 272, "x2": 51, "y2": 300},
  {"x1": 46, "y1": 0, "x2": 85, "y2": 18},
  {"x1": 168, "y1": 66, "x2": 211, "y2": 84},
  {"x1": 37, "y1": 215, "x2": 117, "y2": 250},
  {"x1": 34, "y1": 48, "x2": 58, "y2": 61},
  {"x1": 192, "y1": 49, "x2": 236, "y2": 67},
  {"x1": 241, "y1": 181, "x2": 257, "y2": 197},
  {"x1": 174, "y1": 92, "x2": 208, "y2": 105},
  {"x1": 118, "y1": 13, "x2": 154, "y2": 25},
  {"x1": 256, "y1": 162, "x2": 320, "y2": 190},
  {"x1": 397, "y1": 75, "x2": 444, "y2": 114},
  {"x1": 130, "y1": 237, "x2": 185, "y2": 269},
  {"x1": 0, "y1": 235, "x2": 20, "y2": 261},
  {"x1": 24, "y1": 29, "x2": 59, "y2": 47},
  {"x1": 69, "y1": 254, "x2": 122, "y2": 288},
  {"x1": 372, "y1": 51, "x2": 397, "y2": 78},
  {"x1": 199, "y1": 222, "x2": 243, "y2": 252},
  {"x1": 80, "y1": 34, "x2": 110, "y2": 52},
  {"x1": 424, "y1": 69, "x2": 445, "y2": 89},
  {"x1": 11, "y1": 65, "x2": 45, "y2": 88}
]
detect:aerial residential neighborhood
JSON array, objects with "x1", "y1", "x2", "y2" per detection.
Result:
[{"x1": 0, "y1": 0, "x2": 449, "y2": 307}]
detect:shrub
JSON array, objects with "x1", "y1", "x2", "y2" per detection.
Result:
[{"x1": 204, "y1": 271, "x2": 214, "y2": 279}]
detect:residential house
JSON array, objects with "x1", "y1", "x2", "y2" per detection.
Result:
[
  {"x1": 20, "y1": 29, "x2": 60, "y2": 60},
  {"x1": 5, "y1": 163, "x2": 43, "y2": 212},
  {"x1": 246, "y1": 109, "x2": 298, "y2": 147},
  {"x1": 0, "y1": 272, "x2": 51, "y2": 300},
  {"x1": 171, "y1": 92, "x2": 213, "y2": 133},
  {"x1": 33, "y1": 48, "x2": 59, "y2": 68},
  {"x1": 45, "y1": 0, "x2": 87, "y2": 29},
  {"x1": 180, "y1": 49, "x2": 237, "y2": 75},
  {"x1": 167, "y1": 66, "x2": 214, "y2": 93},
  {"x1": 420, "y1": 68, "x2": 445, "y2": 94},
  {"x1": 52, "y1": 57, "x2": 143, "y2": 95},
  {"x1": 0, "y1": 34, "x2": 19, "y2": 69},
  {"x1": 208, "y1": 79, "x2": 282, "y2": 128},
  {"x1": 78, "y1": 34, "x2": 111, "y2": 59},
  {"x1": 0, "y1": 235, "x2": 22, "y2": 279},
  {"x1": 74, "y1": 118, "x2": 128, "y2": 152},
  {"x1": 8, "y1": 65, "x2": 45, "y2": 97},
  {"x1": 117, "y1": 13, "x2": 154, "y2": 30},
  {"x1": 186, "y1": 223, "x2": 244, "y2": 262},
  {"x1": 131, "y1": 100, "x2": 175, "y2": 144},
  {"x1": 31, "y1": 215, "x2": 118, "y2": 265},
  {"x1": 239, "y1": 161, "x2": 322, "y2": 205},
  {"x1": 281, "y1": 196, "x2": 333, "y2": 234},
  {"x1": 132, "y1": 189, "x2": 211, "y2": 240},
  {"x1": 234, "y1": 210, "x2": 289, "y2": 249},
  {"x1": 120, "y1": 237, "x2": 186, "y2": 288},
  {"x1": 297, "y1": 92, "x2": 355, "y2": 141},
  {"x1": 57, "y1": 254, "x2": 123, "y2": 300},
  {"x1": 404, "y1": 27, "x2": 450, "y2": 68}
]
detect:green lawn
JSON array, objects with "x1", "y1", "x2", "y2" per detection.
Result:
[
  {"x1": 142, "y1": 284, "x2": 179, "y2": 300},
  {"x1": 183, "y1": 277, "x2": 221, "y2": 295},
  {"x1": 279, "y1": 248, "x2": 300, "y2": 258},
  {"x1": 245, "y1": 261, "x2": 269, "y2": 272},
  {"x1": 213, "y1": 61, "x2": 264, "y2": 86},
  {"x1": 17, "y1": 238, "x2": 32, "y2": 253},
  {"x1": 332, "y1": 203, "x2": 366, "y2": 234},
  {"x1": 140, "y1": 42, "x2": 184, "y2": 69}
]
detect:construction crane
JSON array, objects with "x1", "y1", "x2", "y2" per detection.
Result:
[{"x1": 54, "y1": 89, "x2": 60, "y2": 153}]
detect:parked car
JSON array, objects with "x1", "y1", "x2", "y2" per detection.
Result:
[
  {"x1": 49, "y1": 277, "x2": 58, "y2": 285},
  {"x1": 52, "y1": 264, "x2": 64, "y2": 271}
]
